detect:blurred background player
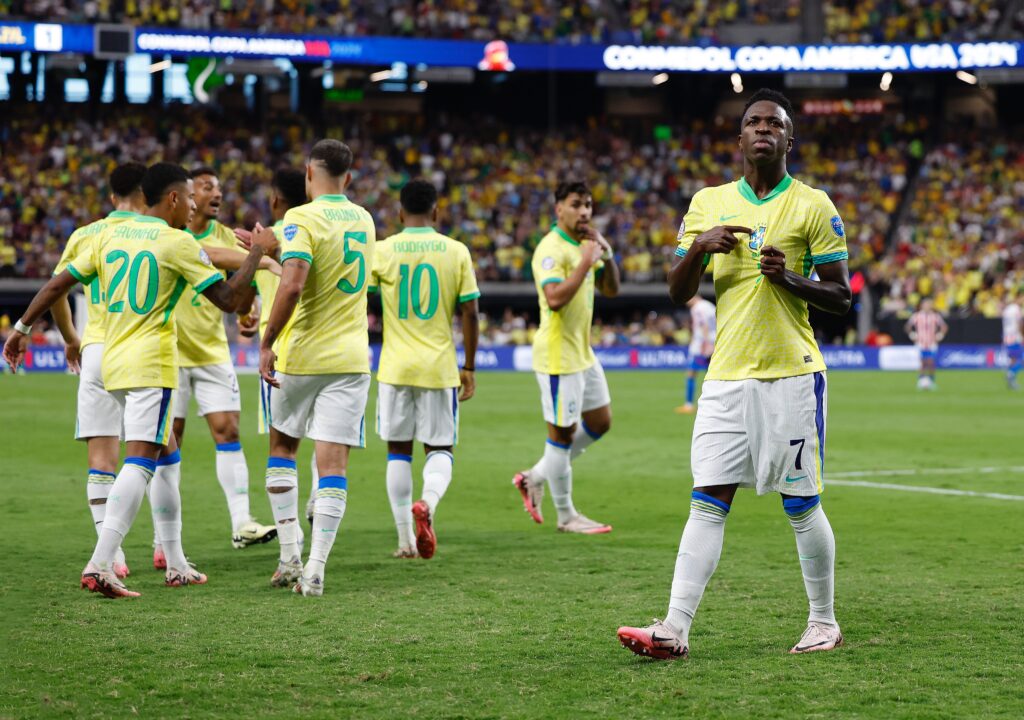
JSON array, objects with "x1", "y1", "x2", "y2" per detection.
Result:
[
  {"x1": 259, "y1": 139, "x2": 376, "y2": 597},
  {"x1": 905, "y1": 298, "x2": 947, "y2": 391},
  {"x1": 4, "y1": 162, "x2": 276, "y2": 596},
  {"x1": 50, "y1": 161, "x2": 147, "y2": 580},
  {"x1": 676, "y1": 295, "x2": 716, "y2": 414},
  {"x1": 157, "y1": 165, "x2": 276, "y2": 563},
  {"x1": 513, "y1": 180, "x2": 620, "y2": 535},
  {"x1": 618, "y1": 89, "x2": 851, "y2": 659},
  {"x1": 369, "y1": 179, "x2": 480, "y2": 560},
  {"x1": 1002, "y1": 297, "x2": 1022, "y2": 390}
]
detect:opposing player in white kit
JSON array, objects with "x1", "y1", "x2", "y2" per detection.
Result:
[
  {"x1": 676, "y1": 295, "x2": 716, "y2": 414},
  {"x1": 513, "y1": 180, "x2": 620, "y2": 534},
  {"x1": 369, "y1": 179, "x2": 480, "y2": 559},
  {"x1": 1002, "y1": 297, "x2": 1022, "y2": 390},
  {"x1": 50, "y1": 162, "x2": 148, "y2": 579},
  {"x1": 259, "y1": 140, "x2": 376, "y2": 596},
  {"x1": 617, "y1": 89, "x2": 852, "y2": 659},
  {"x1": 905, "y1": 298, "x2": 947, "y2": 391}
]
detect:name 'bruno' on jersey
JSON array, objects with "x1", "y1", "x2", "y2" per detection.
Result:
[
  {"x1": 275, "y1": 194, "x2": 376, "y2": 375},
  {"x1": 64, "y1": 215, "x2": 222, "y2": 391},
  {"x1": 676, "y1": 175, "x2": 848, "y2": 381},
  {"x1": 370, "y1": 227, "x2": 480, "y2": 389}
]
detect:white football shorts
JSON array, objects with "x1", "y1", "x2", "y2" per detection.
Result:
[
  {"x1": 376, "y1": 382, "x2": 460, "y2": 447},
  {"x1": 111, "y1": 386, "x2": 176, "y2": 446},
  {"x1": 270, "y1": 372, "x2": 370, "y2": 447},
  {"x1": 173, "y1": 362, "x2": 241, "y2": 419},
  {"x1": 535, "y1": 359, "x2": 611, "y2": 428},
  {"x1": 691, "y1": 372, "x2": 827, "y2": 497},
  {"x1": 75, "y1": 343, "x2": 123, "y2": 439}
]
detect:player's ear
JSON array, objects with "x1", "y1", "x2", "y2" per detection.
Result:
[{"x1": 344, "y1": 170, "x2": 352, "y2": 190}]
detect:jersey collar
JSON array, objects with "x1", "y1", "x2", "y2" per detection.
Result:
[
  {"x1": 552, "y1": 225, "x2": 580, "y2": 246},
  {"x1": 404, "y1": 226, "x2": 435, "y2": 234},
  {"x1": 737, "y1": 173, "x2": 793, "y2": 206},
  {"x1": 187, "y1": 220, "x2": 216, "y2": 240},
  {"x1": 136, "y1": 216, "x2": 169, "y2": 226},
  {"x1": 107, "y1": 210, "x2": 137, "y2": 219},
  {"x1": 316, "y1": 194, "x2": 348, "y2": 203}
]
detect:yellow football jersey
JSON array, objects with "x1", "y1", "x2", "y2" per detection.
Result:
[
  {"x1": 176, "y1": 220, "x2": 236, "y2": 367},
  {"x1": 370, "y1": 227, "x2": 480, "y2": 388},
  {"x1": 531, "y1": 226, "x2": 603, "y2": 375},
  {"x1": 65, "y1": 215, "x2": 222, "y2": 391},
  {"x1": 54, "y1": 211, "x2": 137, "y2": 348},
  {"x1": 676, "y1": 175, "x2": 848, "y2": 380},
  {"x1": 275, "y1": 194, "x2": 376, "y2": 375},
  {"x1": 254, "y1": 222, "x2": 286, "y2": 340}
]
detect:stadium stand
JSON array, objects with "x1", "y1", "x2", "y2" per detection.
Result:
[{"x1": 824, "y1": 0, "x2": 1010, "y2": 43}]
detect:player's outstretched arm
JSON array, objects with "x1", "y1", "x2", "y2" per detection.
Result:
[
  {"x1": 204, "y1": 245, "x2": 280, "y2": 274},
  {"x1": 201, "y1": 226, "x2": 276, "y2": 312},
  {"x1": 760, "y1": 247, "x2": 852, "y2": 315},
  {"x1": 258, "y1": 258, "x2": 309, "y2": 387},
  {"x1": 458, "y1": 298, "x2": 480, "y2": 401},
  {"x1": 544, "y1": 240, "x2": 604, "y2": 311},
  {"x1": 3, "y1": 270, "x2": 80, "y2": 370},
  {"x1": 668, "y1": 225, "x2": 747, "y2": 305}
]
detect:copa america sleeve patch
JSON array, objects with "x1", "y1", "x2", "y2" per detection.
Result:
[
  {"x1": 830, "y1": 215, "x2": 845, "y2": 238},
  {"x1": 283, "y1": 224, "x2": 299, "y2": 241},
  {"x1": 676, "y1": 219, "x2": 685, "y2": 241},
  {"x1": 198, "y1": 248, "x2": 212, "y2": 266},
  {"x1": 541, "y1": 256, "x2": 556, "y2": 270}
]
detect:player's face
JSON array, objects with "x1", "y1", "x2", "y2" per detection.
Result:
[
  {"x1": 170, "y1": 180, "x2": 197, "y2": 230},
  {"x1": 556, "y1": 193, "x2": 593, "y2": 235},
  {"x1": 192, "y1": 173, "x2": 221, "y2": 220},
  {"x1": 739, "y1": 101, "x2": 793, "y2": 165}
]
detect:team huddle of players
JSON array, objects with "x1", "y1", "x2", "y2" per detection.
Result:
[{"x1": 8, "y1": 89, "x2": 866, "y2": 660}]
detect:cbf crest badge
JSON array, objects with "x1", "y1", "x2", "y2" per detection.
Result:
[{"x1": 748, "y1": 224, "x2": 767, "y2": 252}]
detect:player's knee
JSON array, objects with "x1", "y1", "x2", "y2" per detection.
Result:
[
  {"x1": 584, "y1": 416, "x2": 611, "y2": 436},
  {"x1": 782, "y1": 494, "x2": 821, "y2": 519}
]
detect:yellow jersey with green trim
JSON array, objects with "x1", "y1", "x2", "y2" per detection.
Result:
[
  {"x1": 531, "y1": 226, "x2": 603, "y2": 375},
  {"x1": 675, "y1": 174, "x2": 848, "y2": 380},
  {"x1": 54, "y1": 211, "x2": 138, "y2": 349},
  {"x1": 276, "y1": 194, "x2": 376, "y2": 375},
  {"x1": 64, "y1": 215, "x2": 222, "y2": 391},
  {"x1": 254, "y1": 221, "x2": 286, "y2": 341},
  {"x1": 370, "y1": 227, "x2": 480, "y2": 389},
  {"x1": 175, "y1": 220, "x2": 236, "y2": 367}
]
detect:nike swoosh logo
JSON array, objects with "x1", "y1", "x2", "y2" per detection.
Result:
[
  {"x1": 785, "y1": 475, "x2": 807, "y2": 483},
  {"x1": 719, "y1": 213, "x2": 741, "y2": 221},
  {"x1": 795, "y1": 640, "x2": 830, "y2": 651},
  {"x1": 650, "y1": 633, "x2": 676, "y2": 644}
]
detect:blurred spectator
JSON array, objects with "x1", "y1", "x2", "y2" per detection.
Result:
[{"x1": 824, "y1": 0, "x2": 1008, "y2": 44}]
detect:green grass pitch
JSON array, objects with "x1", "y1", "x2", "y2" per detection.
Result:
[{"x1": 1, "y1": 370, "x2": 1022, "y2": 719}]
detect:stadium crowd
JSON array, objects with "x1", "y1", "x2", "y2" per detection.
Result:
[{"x1": 3, "y1": 0, "x2": 1016, "y2": 43}]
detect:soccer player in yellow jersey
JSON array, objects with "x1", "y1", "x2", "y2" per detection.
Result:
[
  {"x1": 513, "y1": 180, "x2": 620, "y2": 534},
  {"x1": 369, "y1": 179, "x2": 480, "y2": 560},
  {"x1": 258, "y1": 140, "x2": 376, "y2": 597},
  {"x1": 618, "y1": 90, "x2": 852, "y2": 659},
  {"x1": 4, "y1": 163, "x2": 276, "y2": 597},
  {"x1": 161, "y1": 166, "x2": 276, "y2": 556},
  {"x1": 47, "y1": 162, "x2": 147, "y2": 580}
]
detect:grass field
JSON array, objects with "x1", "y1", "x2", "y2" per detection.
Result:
[{"x1": 1, "y1": 370, "x2": 1022, "y2": 719}]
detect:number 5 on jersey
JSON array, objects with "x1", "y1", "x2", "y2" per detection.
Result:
[{"x1": 336, "y1": 231, "x2": 367, "y2": 294}]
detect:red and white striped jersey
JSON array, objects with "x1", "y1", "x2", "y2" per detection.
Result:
[{"x1": 907, "y1": 311, "x2": 947, "y2": 350}]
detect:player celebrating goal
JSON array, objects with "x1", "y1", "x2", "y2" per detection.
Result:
[
  {"x1": 3, "y1": 163, "x2": 275, "y2": 597},
  {"x1": 513, "y1": 180, "x2": 620, "y2": 534},
  {"x1": 617, "y1": 89, "x2": 852, "y2": 658},
  {"x1": 675, "y1": 295, "x2": 716, "y2": 414},
  {"x1": 369, "y1": 179, "x2": 480, "y2": 560},
  {"x1": 905, "y1": 298, "x2": 947, "y2": 391},
  {"x1": 259, "y1": 139, "x2": 376, "y2": 597}
]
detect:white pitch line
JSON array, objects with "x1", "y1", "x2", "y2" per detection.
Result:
[
  {"x1": 829, "y1": 479, "x2": 1024, "y2": 502},
  {"x1": 829, "y1": 466, "x2": 1024, "y2": 479}
]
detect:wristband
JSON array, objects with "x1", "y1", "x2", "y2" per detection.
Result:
[
  {"x1": 461, "y1": 365, "x2": 475, "y2": 372},
  {"x1": 602, "y1": 249, "x2": 613, "y2": 261},
  {"x1": 14, "y1": 319, "x2": 32, "y2": 335}
]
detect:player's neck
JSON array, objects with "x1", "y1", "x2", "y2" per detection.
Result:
[
  {"x1": 189, "y1": 217, "x2": 214, "y2": 235},
  {"x1": 742, "y1": 162, "x2": 789, "y2": 199},
  {"x1": 555, "y1": 222, "x2": 579, "y2": 242},
  {"x1": 404, "y1": 215, "x2": 433, "y2": 229},
  {"x1": 144, "y1": 208, "x2": 174, "y2": 226},
  {"x1": 308, "y1": 182, "x2": 346, "y2": 200}
]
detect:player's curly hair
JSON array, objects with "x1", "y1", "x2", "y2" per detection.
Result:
[
  {"x1": 272, "y1": 167, "x2": 307, "y2": 209},
  {"x1": 141, "y1": 163, "x2": 189, "y2": 207},
  {"x1": 400, "y1": 178, "x2": 438, "y2": 216},
  {"x1": 109, "y1": 162, "x2": 146, "y2": 199},
  {"x1": 554, "y1": 180, "x2": 590, "y2": 202},
  {"x1": 742, "y1": 88, "x2": 796, "y2": 134}
]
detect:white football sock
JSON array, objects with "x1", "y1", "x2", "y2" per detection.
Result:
[
  {"x1": 86, "y1": 469, "x2": 116, "y2": 533},
  {"x1": 307, "y1": 475, "x2": 347, "y2": 578},
  {"x1": 89, "y1": 457, "x2": 155, "y2": 570},
  {"x1": 215, "y1": 443, "x2": 251, "y2": 531},
  {"x1": 266, "y1": 457, "x2": 299, "y2": 562},
  {"x1": 422, "y1": 450, "x2": 454, "y2": 517},
  {"x1": 150, "y1": 451, "x2": 188, "y2": 571},
  {"x1": 386, "y1": 454, "x2": 415, "y2": 548},
  {"x1": 785, "y1": 497, "x2": 837, "y2": 626},
  {"x1": 665, "y1": 492, "x2": 730, "y2": 644},
  {"x1": 569, "y1": 421, "x2": 602, "y2": 460},
  {"x1": 310, "y1": 452, "x2": 320, "y2": 499},
  {"x1": 542, "y1": 440, "x2": 576, "y2": 524}
]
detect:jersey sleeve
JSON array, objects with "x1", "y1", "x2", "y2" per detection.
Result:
[
  {"x1": 54, "y1": 229, "x2": 83, "y2": 276},
  {"x1": 807, "y1": 191, "x2": 849, "y2": 266},
  {"x1": 457, "y1": 245, "x2": 481, "y2": 303},
  {"x1": 64, "y1": 243, "x2": 98, "y2": 285},
  {"x1": 675, "y1": 190, "x2": 712, "y2": 269},
  {"x1": 533, "y1": 240, "x2": 567, "y2": 287},
  {"x1": 170, "y1": 231, "x2": 223, "y2": 292},
  {"x1": 368, "y1": 239, "x2": 389, "y2": 293},
  {"x1": 280, "y1": 208, "x2": 314, "y2": 266}
]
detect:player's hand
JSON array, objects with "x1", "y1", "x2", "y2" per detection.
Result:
[
  {"x1": 251, "y1": 223, "x2": 279, "y2": 256},
  {"x1": 459, "y1": 369, "x2": 476, "y2": 401},
  {"x1": 234, "y1": 227, "x2": 253, "y2": 250},
  {"x1": 259, "y1": 346, "x2": 279, "y2": 387},
  {"x1": 694, "y1": 225, "x2": 750, "y2": 255},
  {"x1": 238, "y1": 312, "x2": 259, "y2": 338},
  {"x1": 759, "y1": 245, "x2": 788, "y2": 283},
  {"x1": 589, "y1": 229, "x2": 614, "y2": 259},
  {"x1": 3, "y1": 331, "x2": 29, "y2": 372},
  {"x1": 579, "y1": 240, "x2": 604, "y2": 268},
  {"x1": 65, "y1": 337, "x2": 82, "y2": 374}
]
